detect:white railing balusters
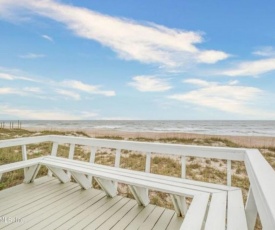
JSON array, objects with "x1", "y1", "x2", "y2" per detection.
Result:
[
  {"x1": 181, "y1": 156, "x2": 186, "y2": 178},
  {"x1": 51, "y1": 142, "x2": 58, "y2": 156},
  {"x1": 68, "y1": 144, "x2": 75, "y2": 159},
  {"x1": 145, "y1": 152, "x2": 151, "y2": 173},
  {"x1": 88, "y1": 146, "x2": 97, "y2": 184},
  {"x1": 67, "y1": 144, "x2": 75, "y2": 179},
  {"x1": 227, "y1": 160, "x2": 231, "y2": 186},
  {"x1": 22, "y1": 145, "x2": 28, "y2": 177},
  {"x1": 115, "y1": 149, "x2": 121, "y2": 168}
]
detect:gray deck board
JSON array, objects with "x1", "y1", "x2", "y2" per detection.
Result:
[{"x1": 0, "y1": 176, "x2": 183, "y2": 230}]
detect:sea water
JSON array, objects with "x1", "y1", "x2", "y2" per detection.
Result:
[{"x1": 9, "y1": 120, "x2": 275, "y2": 137}]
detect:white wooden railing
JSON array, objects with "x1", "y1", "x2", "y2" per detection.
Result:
[{"x1": 0, "y1": 135, "x2": 275, "y2": 229}]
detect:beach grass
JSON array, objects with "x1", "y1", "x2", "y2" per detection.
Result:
[{"x1": 1, "y1": 128, "x2": 273, "y2": 229}]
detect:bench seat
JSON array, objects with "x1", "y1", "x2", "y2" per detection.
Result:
[
  {"x1": 0, "y1": 156, "x2": 248, "y2": 229},
  {"x1": 40, "y1": 156, "x2": 248, "y2": 230}
]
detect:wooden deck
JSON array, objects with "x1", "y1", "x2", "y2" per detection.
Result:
[{"x1": 0, "y1": 176, "x2": 183, "y2": 230}]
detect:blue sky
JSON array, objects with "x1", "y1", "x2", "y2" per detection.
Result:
[{"x1": 0, "y1": 0, "x2": 275, "y2": 120}]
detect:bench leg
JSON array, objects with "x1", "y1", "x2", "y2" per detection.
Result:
[
  {"x1": 23, "y1": 165, "x2": 41, "y2": 183},
  {"x1": 95, "y1": 178, "x2": 117, "y2": 197},
  {"x1": 129, "y1": 185, "x2": 150, "y2": 206},
  {"x1": 171, "y1": 194, "x2": 187, "y2": 217},
  {"x1": 71, "y1": 172, "x2": 91, "y2": 190},
  {"x1": 47, "y1": 166, "x2": 70, "y2": 183}
]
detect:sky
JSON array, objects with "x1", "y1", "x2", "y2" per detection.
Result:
[{"x1": 0, "y1": 0, "x2": 275, "y2": 120}]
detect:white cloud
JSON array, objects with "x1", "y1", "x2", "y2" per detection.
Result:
[
  {"x1": 42, "y1": 34, "x2": 53, "y2": 42},
  {"x1": 183, "y1": 79, "x2": 217, "y2": 87},
  {"x1": 56, "y1": 89, "x2": 80, "y2": 100},
  {"x1": 0, "y1": 72, "x2": 36, "y2": 81},
  {"x1": 0, "y1": 87, "x2": 26, "y2": 95},
  {"x1": 0, "y1": 87, "x2": 43, "y2": 96},
  {"x1": 129, "y1": 76, "x2": 172, "y2": 92},
  {"x1": 18, "y1": 53, "x2": 45, "y2": 59},
  {"x1": 169, "y1": 79, "x2": 267, "y2": 117},
  {"x1": 197, "y1": 50, "x2": 229, "y2": 64},
  {"x1": 0, "y1": 105, "x2": 98, "y2": 120},
  {"x1": 23, "y1": 87, "x2": 42, "y2": 93},
  {"x1": 0, "y1": 0, "x2": 229, "y2": 68},
  {"x1": 253, "y1": 46, "x2": 275, "y2": 57},
  {"x1": 61, "y1": 80, "x2": 115, "y2": 96},
  {"x1": 222, "y1": 58, "x2": 275, "y2": 76}
]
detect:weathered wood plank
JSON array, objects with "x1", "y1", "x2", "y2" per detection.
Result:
[
  {"x1": 83, "y1": 198, "x2": 130, "y2": 229},
  {"x1": 45, "y1": 192, "x2": 106, "y2": 229},
  {"x1": 111, "y1": 204, "x2": 144, "y2": 230},
  {"x1": 70, "y1": 196, "x2": 123, "y2": 230},
  {"x1": 152, "y1": 209, "x2": 175, "y2": 230},
  {"x1": 56, "y1": 196, "x2": 112, "y2": 229},
  {"x1": 25, "y1": 189, "x2": 103, "y2": 230},
  {"x1": 3, "y1": 188, "x2": 81, "y2": 230},
  {"x1": 138, "y1": 206, "x2": 165, "y2": 230},
  {"x1": 0, "y1": 176, "x2": 55, "y2": 199},
  {"x1": 166, "y1": 213, "x2": 183, "y2": 230},
  {"x1": 125, "y1": 205, "x2": 155, "y2": 230}
]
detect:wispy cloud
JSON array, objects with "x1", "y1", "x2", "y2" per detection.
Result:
[
  {"x1": 0, "y1": 105, "x2": 98, "y2": 120},
  {"x1": 18, "y1": 53, "x2": 45, "y2": 59},
  {"x1": 56, "y1": 89, "x2": 80, "y2": 100},
  {"x1": 23, "y1": 87, "x2": 42, "y2": 93},
  {"x1": 0, "y1": 87, "x2": 26, "y2": 95},
  {"x1": 61, "y1": 80, "x2": 115, "y2": 96},
  {"x1": 41, "y1": 34, "x2": 53, "y2": 42},
  {"x1": 253, "y1": 46, "x2": 275, "y2": 57},
  {"x1": 221, "y1": 58, "x2": 275, "y2": 77},
  {"x1": 0, "y1": 0, "x2": 229, "y2": 68},
  {"x1": 129, "y1": 76, "x2": 172, "y2": 92},
  {"x1": 169, "y1": 79, "x2": 269, "y2": 117},
  {"x1": 0, "y1": 87, "x2": 43, "y2": 96},
  {"x1": 0, "y1": 72, "x2": 37, "y2": 82}
]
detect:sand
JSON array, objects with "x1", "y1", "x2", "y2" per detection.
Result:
[{"x1": 25, "y1": 127, "x2": 275, "y2": 148}]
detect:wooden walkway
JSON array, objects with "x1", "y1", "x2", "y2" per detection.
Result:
[{"x1": 0, "y1": 176, "x2": 183, "y2": 230}]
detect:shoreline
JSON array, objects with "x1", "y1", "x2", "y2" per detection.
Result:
[{"x1": 24, "y1": 127, "x2": 275, "y2": 148}]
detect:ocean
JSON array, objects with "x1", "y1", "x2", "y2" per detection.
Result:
[{"x1": 7, "y1": 120, "x2": 275, "y2": 137}]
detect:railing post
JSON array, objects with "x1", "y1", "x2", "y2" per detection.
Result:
[
  {"x1": 48, "y1": 142, "x2": 58, "y2": 177},
  {"x1": 22, "y1": 145, "x2": 28, "y2": 177},
  {"x1": 227, "y1": 160, "x2": 231, "y2": 186},
  {"x1": 245, "y1": 187, "x2": 257, "y2": 230}
]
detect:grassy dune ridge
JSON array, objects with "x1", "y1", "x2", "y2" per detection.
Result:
[{"x1": 1, "y1": 128, "x2": 274, "y2": 229}]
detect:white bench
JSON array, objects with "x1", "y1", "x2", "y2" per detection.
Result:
[
  {"x1": 38, "y1": 156, "x2": 248, "y2": 230},
  {"x1": 0, "y1": 157, "x2": 42, "y2": 183}
]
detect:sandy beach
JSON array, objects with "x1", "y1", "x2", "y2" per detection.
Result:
[{"x1": 25, "y1": 127, "x2": 275, "y2": 148}]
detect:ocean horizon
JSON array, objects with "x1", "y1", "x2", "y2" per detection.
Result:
[{"x1": 2, "y1": 120, "x2": 275, "y2": 137}]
